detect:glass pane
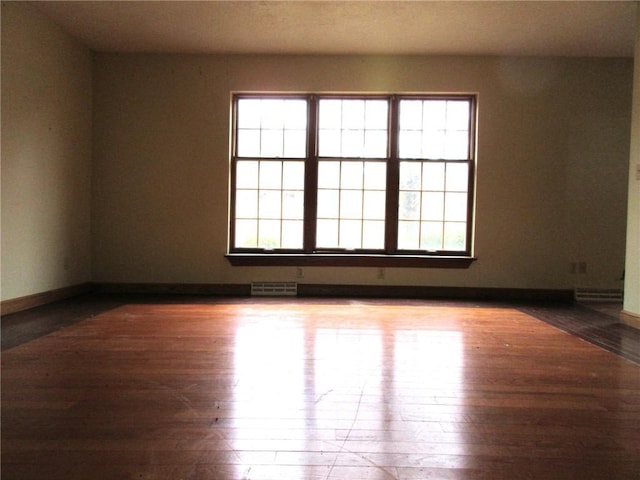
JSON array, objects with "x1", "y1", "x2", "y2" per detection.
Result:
[
  {"x1": 398, "y1": 191, "x2": 420, "y2": 220},
  {"x1": 340, "y1": 190, "x2": 363, "y2": 219},
  {"x1": 318, "y1": 129, "x2": 341, "y2": 157},
  {"x1": 445, "y1": 192, "x2": 467, "y2": 221},
  {"x1": 399, "y1": 162, "x2": 421, "y2": 190},
  {"x1": 283, "y1": 130, "x2": 306, "y2": 158},
  {"x1": 421, "y1": 221, "x2": 443, "y2": 250},
  {"x1": 342, "y1": 100, "x2": 365, "y2": 129},
  {"x1": 261, "y1": 129, "x2": 283, "y2": 157},
  {"x1": 444, "y1": 131, "x2": 469, "y2": 160},
  {"x1": 235, "y1": 219, "x2": 257, "y2": 248},
  {"x1": 423, "y1": 162, "x2": 445, "y2": 191},
  {"x1": 423, "y1": 130, "x2": 445, "y2": 159},
  {"x1": 317, "y1": 189, "x2": 339, "y2": 218},
  {"x1": 236, "y1": 161, "x2": 259, "y2": 188},
  {"x1": 362, "y1": 220, "x2": 385, "y2": 249},
  {"x1": 444, "y1": 222, "x2": 467, "y2": 250},
  {"x1": 259, "y1": 190, "x2": 281, "y2": 219},
  {"x1": 364, "y1": 130, "x2": 387, "y2": 158},
  {"x1": 363, "y1": 190, "x2": 386, "y2": 220},
  {"x1": 446, "y1": 101, "x2": 470, "y2": 131},
  {"x1": 341, "y1": 129, "x2": 364, "y2": 157},
  {"x1": 237, "y1": 99, "x2": 262, "y2": 128},
  {"x1": 445, "y1": 163, "x2": 469, "y2": 192},
  {"x1": 339, "y1": 219, "x2": 362, "y2": 249},
  {"x1": 237, "y1": 129, "x2": 261, "y2": 157},
  {"x1": 316, "y1": 219, "x2": 338, "y2": 247},
  {"x1": 282, "y1": 162, "x2": 305, "y2": 189},
  {"x1": 341, "y1": 162, "x2": 363, "y2": 189},
  {"x1": 422, "y1": 192, "x2": 444, "y2": 221},
  {"x1": 423, "y1": 100, "x2": 447, "y2": 130},
  {"x1": 281, "y1": 220, "x2": 303, "y2": 248},
  {"x1": 282, "y1": 191, "x2": 304, "y2": 219},
  {"x1": 319, "y1": 100, "x2": 342, "y2": 129},
  {"x1": 364, "y1": 162, "x2": 386, "y2": 189},
  {"x1": 399, "y1": 100, "x2": 422, "y2": 130},
  {"x1": 283, "y1": 100, "x2": 308, "y2": 129},
  {"x1": 399, "y1": 130, "x2": 422, "y2": 158},
  {"x1": 261, "y1": 99, "x2": 285, "y2": 128},
  {"x1": 398, "y1": 221, "x2": 419, "y2": 250},
  {"x1": 365, "y1": 100, "x2": 388, "y2": 129},
  {"x1": 259, "y1": 162, "x2": 281, "y2": 189},
  {"x1": 258, "y1": 219, "x2": 280, "y2": 249},
  {"x1": 235, "y1": 190, "x2": 258, "y2": 218},
  {"x1": 318, "y1": 162, "x2": 340, "y2": 189}
]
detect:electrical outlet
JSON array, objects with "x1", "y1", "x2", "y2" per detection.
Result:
[
  {"x1": 377, "y1": 268, "x2": 385, "y2": 279},
  {"x1": 578, "y1": 262, "x2": 587, "y2": 274},
  {"x1": 296, "y1": 267, "x2": 304, "y2": 279}
]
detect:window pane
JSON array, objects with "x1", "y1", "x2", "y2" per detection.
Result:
[
  {"x1": 261, "y1": 129, "x2": 284, "y2": 157},
  {"x1": 342, "y1": 129, "x2": 364, "y2": 157},
  {"x1": 282, "y1": 191, "x2": 304, "y2": 219},
  {"x1": 365, "y1": 100, "x2": 388, "y2": 129},
  {"x1": 399, "y1": 100, "x2": 422, "y2": 130},
  {"x1": 421, "y1": 221, "x2": 443, "y2": 250},
  {"x1": 444, "y1": 222, "x2": 466, "y2": 250},
  {"x1": 282, "y1": 161, "x2": 305, "y2": 189},
  {"x1": 422, "y1": 192, "x2": 444, "y2": 221},
  {"x1": 423, "y1": 163, "x2": 445, "y2": 191},
  {"x1": 341, "y1": 162, "x2": 363, "y2": 189},
  {"x1": 423, "y1": 130, "x2": 445, "y2": 159},
  {"x1": 284, "y1": 130, "x2": 306, "y2": 158},
  {"x1": 236, "y1": 190, "x2": 258, "y2": 218},
  {"x1": 237, "y1": 99, "x2": 262, "y2": 128},
  {"x1": 444, "y1": 131, "x2": 469, "y2": 160},
  {"x1": 398, "y1": 221, "x2": 419, "y2": 250},
  {"x1": 318, "y1": 162, "x2": 340, "y2": 189},
  {"x1": 237, "y1": 129, "x2": 261, "y2": 157},
  {"x1": 259, "y1": 190, "x2": 281, "y2": 219},
  {"x1": 423, "y1": 100, "x2": 447, "y2": 130},
  {"x1": 362, "y1": 220, "x2": 385, "y2": 249},
  {"x1": 261, "y1": 99, "x2": 285, "y2": 128},
  {"x1": 258, "y1": 219, "x2": 280, "y2": 248},
  {"x1": 446, "y1": 101, "x2": 470, "y2": 131},
  {"x1": 283, "y1": 100, "x2": 308, "y2": 129},
  {"x1": 399, "y1": 130, "x2": 422, "y2": 158},
  {"x1": 445, "y1": 192, "x2": 467, "y2": 221},
  {"x1": 446, "y1": 163, "x2": 469, "y2": 192},
  {"x1": 364, "y1": 162, "x2": 386, "y2": 190},
  {"x1": 363, "y1": 190, "x2": 386, "y2": 220},
  {"x1": 235, "y1": 219, "x2": 257, "y2": 248},
  {"x1": 317, "y1": 189, "x2": 339, "y2": 218},
  {"x1": 319, "y1": 98, "x2": 388, "y2": 158},
  {"x1": 399, "y1": 191, "x2": 420, "y2": 220},
  {"x1": 340, "y1": 190, "x2": 363, "y2": 219},
  {"x1": 259, "y1": 162, "x2": 282, "y2": 189},
  {"x1": 236, "y1": 161, "x2": 259, "y2": 188},
  {"x1": 340, "y1": 219, "x2": 362, "y2": 249},
  {"x1": 399, "y1": 162, "x2": 421, "y2": 190},
  {"x1": 316, "y1": 219, "x2": 338, "y2": 247},
  {"x1": 281, "y1": 220, "x2": 303, "y2": 248}
]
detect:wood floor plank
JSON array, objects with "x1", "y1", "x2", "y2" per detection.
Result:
[{"x1": 2, "y1": 299, "x2": 639, "y2": 479}]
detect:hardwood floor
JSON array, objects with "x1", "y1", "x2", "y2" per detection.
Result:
[{"x1": 2, "y1": 296, "x2": 640, "y2": 479}]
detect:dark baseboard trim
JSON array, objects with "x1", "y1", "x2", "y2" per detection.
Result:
[
  {"x1": 1, "y1": 283, "x2": 94, "y2": 316},
  {"x1": 93, "y1": 282, "x2": 573, "y2": 303},
  {"x1": 93, "y1": 282, "x2": 250, "y2": 296},
  {"x1": 298, "y1": 284, "x2": 575, "y2": 303}
]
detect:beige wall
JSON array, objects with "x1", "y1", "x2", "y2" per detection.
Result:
[
  {"x1": 1, "y1": 2, "x2": 93, "y2": 301},
  {"x1": 92, "y1": 54, "x2": 632, "y2": 290},
  {"x1": 624, "y1": 8, "x2": 640, "y2": 317}
]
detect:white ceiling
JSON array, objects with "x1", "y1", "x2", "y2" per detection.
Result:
[{"x1": 33, "y1": 1, "x2": 637, "y2": 57}]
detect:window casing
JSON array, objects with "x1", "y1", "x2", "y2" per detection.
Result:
[{"x1": 228, "y1": 93, "x2": 476, "y2": 267}]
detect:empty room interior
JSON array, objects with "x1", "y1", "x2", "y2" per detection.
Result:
[{"x1": 2, "y1": 1, "x2": 640, "y2": 479}]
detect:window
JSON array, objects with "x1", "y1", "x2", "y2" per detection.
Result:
[{"x1": 229, "y1": 94, "x2": 476, "y2": 268}]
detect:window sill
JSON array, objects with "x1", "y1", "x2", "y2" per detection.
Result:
[{"x1": 225, "y1": 253, "x2": 476, "y2": 268}]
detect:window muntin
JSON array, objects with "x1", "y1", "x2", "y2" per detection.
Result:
[{"x1": 231, "y1": 94, "x2": 475, "y2": 257}]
